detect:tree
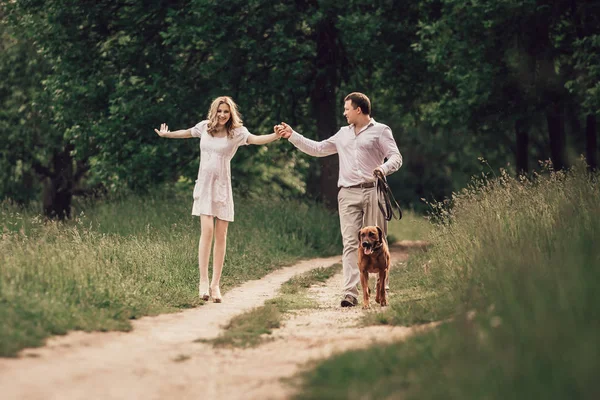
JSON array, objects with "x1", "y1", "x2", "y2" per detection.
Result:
[
  {"x1": 1, "y1": 0, "x2": 311, "y2": 216},
  {"x1": 166, "y1": 0, "x2": 352, "y2": 207},
  {"x1": 415, "y1": 0, "x2": 600, "y2": 173},
  {"x1": 0, "y1": 18, "x2": 44, "y2": 205},
  {"x1": 567, "y1": 6, "x2": 600, "y2": 170},
  {"x1": 0, "y1": 12, "x2": 90, "y2": 217}
]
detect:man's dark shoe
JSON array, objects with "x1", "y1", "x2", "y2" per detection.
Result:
[{"x1": 341, "y1": 294, "x2": 358, "y2": 307}]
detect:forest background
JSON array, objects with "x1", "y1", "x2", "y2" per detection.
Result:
[{"x1": 1, "y1": 0, "x2": 599, "y2": 217}]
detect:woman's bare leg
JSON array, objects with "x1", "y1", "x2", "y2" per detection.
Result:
[
  {"x1": 198, "y1": 215, "x2": 215, "y2": 298},
  {"x1": 210, "y1": 218, "x2": 229, "y2": 301}
]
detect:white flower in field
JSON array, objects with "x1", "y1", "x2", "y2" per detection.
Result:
[
  {"x1": 490, "y1": 316, "x2": 502, "y2": 328},
  {"x1": 466, "y1": 310, "x2": 477, "y2": 321},
  {"x1": 477, "y1": 329, "x2": 489, "y2": 343}
]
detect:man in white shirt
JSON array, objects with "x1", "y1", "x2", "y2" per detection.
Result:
[{"x1": 276, "y1": 92, "x2": 402, "y2": 307}]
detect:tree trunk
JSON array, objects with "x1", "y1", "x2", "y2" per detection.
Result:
[
  {"x1": 546, "y1": 102, "x2": 567, "y2": 171},
  {"x1": 311, "y1": 13, "x2": 340, "y2": 209},
  {"x1": 515, "y1": 118, "x2": 529, "y2": 174},
  {"x1": 42, "y1": 148, "x2": 74, "y2": 220},
  {"x1": 586, "y1": 114, "x2": 598, "y2": 171}
]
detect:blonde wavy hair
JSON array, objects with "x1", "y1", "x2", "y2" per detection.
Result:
[{"x1": 206, "y1": 96, "x2": 243, "y2": 138}]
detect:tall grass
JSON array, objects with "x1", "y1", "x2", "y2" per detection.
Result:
[
  {"x1": 0, "y1": 190, "x2": 341, "y2": 357},
  {"x1": 295, "y1": 162, "x2": 600, "y2": 399}
]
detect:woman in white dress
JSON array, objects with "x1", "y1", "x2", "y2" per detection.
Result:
[{"x1": 155, "y1": 96, "x2": 280, "y2": 303}]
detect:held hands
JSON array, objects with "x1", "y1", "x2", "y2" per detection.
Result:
[
  {"x1": 154, "y1": 123, "x2": 170, "y2": 137},
  {"x1": 373, "y1": 167, "x2": 385, "y2": 178},
  {"x1": 274, "y1": 122, "x2": 293, "y2": 139}
]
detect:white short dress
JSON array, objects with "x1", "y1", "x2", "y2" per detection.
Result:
[{"x1": 190, "y1": 120, "x2": 250, "y2": 222}]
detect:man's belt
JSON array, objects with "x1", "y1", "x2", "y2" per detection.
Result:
[{"x1": 346, "y1": 181, "x2": 376, "y2": 189}]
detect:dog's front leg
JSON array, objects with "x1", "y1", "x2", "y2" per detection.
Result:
[
  {"x1": 379, "y1": 269, "x2": 388, "y2": 306},
  {"x1": 360, "y1": 271, "x2": 370, "y2": 309}
]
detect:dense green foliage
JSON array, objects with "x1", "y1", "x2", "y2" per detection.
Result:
[
  {"x1": 0, "y1": 192, "x2": 341, "y2": 356},
  {"x1": 294, "y1": 163, "x2": 600, "y2": 399},
  {"x1": 1, "y1": 0, "x2": 597, "y2": 216}
]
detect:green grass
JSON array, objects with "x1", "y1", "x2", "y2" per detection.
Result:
[
  {"x1": 386, "y1": 210, "x2": 433, "y2": 243},
  {"x1": 294, "y1": 162, "x2": 600, "y2": 399},
  {"x1": 364, "y1": 210, "x2": 439, "y2": 325},
  {"x1": 0, "y1": 190, "x2": 341, "y2": 357},
  {"x1": 203, "y1": 263, "x2": 342, "y2": 348},
  {"x1": 362, "y1": 253, "x2": 453, "y2": 326}
]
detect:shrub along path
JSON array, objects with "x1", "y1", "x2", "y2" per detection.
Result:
[{"x1": 0, "y1": 243, "x2": 432, "y2": 400}]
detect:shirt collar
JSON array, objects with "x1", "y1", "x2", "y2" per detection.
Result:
[{"x1": 349, "y1": 118, "x2": 376, "y2": 134}]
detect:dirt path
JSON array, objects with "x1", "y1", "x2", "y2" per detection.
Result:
[{"x1": 0, "y1": 243, "x2": 433, "y2": 400}]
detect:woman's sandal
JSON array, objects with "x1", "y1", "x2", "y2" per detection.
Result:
[
  {"x1": 199, "y1": 282, "x2": 210, "y2": 301},
  {"x1": 210, "y1": 286, "x2": 222, "y2": 303}
]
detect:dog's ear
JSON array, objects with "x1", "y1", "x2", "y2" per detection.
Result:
[
  {"x1": 358, "y1": 230, "x2": 362, "y2": 244},
  {"x1": 376, "y1": 226, "x2": 384, "y2": 242}
]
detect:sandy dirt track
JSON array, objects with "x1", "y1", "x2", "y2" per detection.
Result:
[{"x1": 0, "y1": 242, "x2": 434, "y2": 400}]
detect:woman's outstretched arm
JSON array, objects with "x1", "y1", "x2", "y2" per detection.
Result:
[
  {"x1": 154, "y1": 123, "x2": 193, "y2": 139},
  {"x1": 246, "y1": 132, "x2": 280, "y2": 145}
]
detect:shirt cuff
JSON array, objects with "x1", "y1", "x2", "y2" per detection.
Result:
[{"x1": 289, "y1": 130, "x2": 301, "y2": 144}]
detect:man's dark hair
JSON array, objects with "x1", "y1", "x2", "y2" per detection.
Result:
[{"x1": 344, "y1": 92, "x2": 371, "y2": 115}]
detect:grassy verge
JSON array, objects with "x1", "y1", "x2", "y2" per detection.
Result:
[
  {"x1": 294, "y1": 163, "x2": 600, "y2": 399},
  {"x1": 363, "y1": 210, "x2": 436, "y2": 326},
  {"x1": 364, "y1": 210, "x2": 440, "y2": 326},
  {"x1": 386, "y1": 210, "x2": 432, "y2": 243},
  {"x1": 362, "y1": 253, "x2": 453, "y2": 326},
  {"x1": 203, "y1": 263, "x2": 342, "y2": 348},
  {"x1": 0, "y1": 190, "x2": 341, "y2": 357}
]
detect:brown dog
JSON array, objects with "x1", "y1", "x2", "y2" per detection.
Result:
[{"x1": 358, "y1": 226, "x2": 390, "y2": 308}]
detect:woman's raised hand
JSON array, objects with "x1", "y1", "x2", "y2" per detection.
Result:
[
  {"x1": 275, "y1": 123, "x2": 293, "y2": 139},
  {"x1": 154, "y1": 123, "x2": 170, "y2": 137}
]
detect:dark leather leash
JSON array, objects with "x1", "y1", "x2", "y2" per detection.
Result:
[{"x1": 376, "y1": 173, "x2": 402, "y2": 221}]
